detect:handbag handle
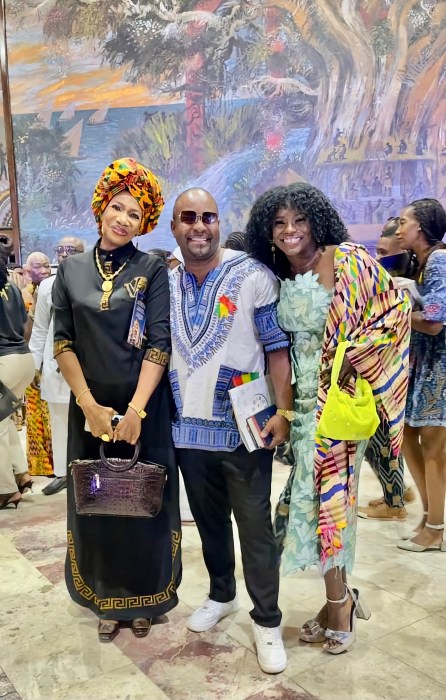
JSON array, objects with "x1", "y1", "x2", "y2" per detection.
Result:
[
  {"x1": 99, "y1": 441, "x2": 141, "y2": 472},
  {"x1": 330, "y1": 341, "x2": 350, "y2": 387}
]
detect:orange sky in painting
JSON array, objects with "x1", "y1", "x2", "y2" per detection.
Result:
[{"x1": 8, "y1": 36, "x2": 180, "y2": 113}]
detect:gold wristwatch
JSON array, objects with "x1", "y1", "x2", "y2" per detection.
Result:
[
  {"x1": 128, "y1": 402, "x2": 147, "y2": 419},
  {"x1": 276, "y1": 408, "x2": 296, "y2": 422}
]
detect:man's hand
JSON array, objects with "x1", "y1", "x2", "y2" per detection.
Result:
[
  {"x1": 260, "y1": 414, "x2": 290, "y2": 450},
  {"x1": 31, "y1": 370, "x2": 41, "y2": 390}
]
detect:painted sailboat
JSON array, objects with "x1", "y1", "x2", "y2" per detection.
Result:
[
  {"x1": 36, "y1": 110, "x2": 52, "y2": 129},
  {"x1": 87, "y1": 107, "x2": 108, "y2": 126},
  {"x1": 64, "y1": 119, "x2": 83, "y2": 158},
  {"x1": 59, "y1": 104, "x2": 75, "y2": 121}
]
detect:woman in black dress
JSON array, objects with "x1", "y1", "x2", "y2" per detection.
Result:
[{"x1": 52, "y1": 158, "x2": 181, "y2": 642}]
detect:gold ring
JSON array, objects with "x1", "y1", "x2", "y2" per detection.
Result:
[{"x1": 101, "y1": 433, "x2": 110, "y2": 442}]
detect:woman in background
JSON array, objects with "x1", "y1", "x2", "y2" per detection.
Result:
[
  {"x1": 0, "y1": 245, "x2": 34, "y2": 509},
  {"x1": 22, "y1": 251, "x2": 54, "y2": 478},
  {"x1": 396, "y1": 198, "x2": 446, "y2": 552},
  {"x1": 246, "y1": 183, "x2": 410, "y2": 654},
  {"x1": 53, "y1": 158, "x2": 181, "y2": 642}
]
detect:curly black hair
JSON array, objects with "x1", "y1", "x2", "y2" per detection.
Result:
[
  {"x1": 245, "y1": 183, "x2": 349, "y2": 278},
  {"x1": 409, "y1": 198, "x2": 446, "y2": 245}
]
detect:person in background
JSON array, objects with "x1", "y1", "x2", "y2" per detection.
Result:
[
  {"x1": 358, "y1": 218, "x2": 415, "y2": 520},
  {"x1": 22, "y1": 252, "x2": 54, "y2": 478},
  {"x1": 52, "y1": 157, "x2": 181, "y2": 642},
  {"x1": 148, "y1": 247, "x2": 194, "y2": 524},
  {"x1": 0, "y1": 244, "x2": 35, "y2": 509},
  {"x1": 223, "y1": 231, "x2": 246, "y2": 251},
  {"x1": 29, "y1": 237, "x2": 85, "y2": 495},
  {"x1": 396, "y1": 198, "x2": 446, "y2": 552},
  {"x1": 246, "y1": 183, "x2": 409, "y2": 654},
  {"x1": 169, "y1": 188, "x2": 291, "y2": 674}
]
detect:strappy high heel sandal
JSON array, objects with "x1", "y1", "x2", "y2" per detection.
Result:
[
  {"x1": 398, "y1": 522, "x2": 446, "y2": 552},
  {"x1": 401, "y1": 511, "x2": 428, "y2": 541},
  {"x1": 324, "y1": 585, "x2": 364, "y2": 655},
  {"x1": 15, "y1": 473, "x2": 33, "y2": 495},
  {"x1": 300, "y1": 587, "x2": 370, "y2": 643},
  {"x1": 0, "y1": 492, "x2": 22, "y2": 510}
]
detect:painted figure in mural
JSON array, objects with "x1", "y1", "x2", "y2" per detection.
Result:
[
  {"x1": 359, "y1": 217, "x2": 415, "y2": 521},
  {"x1": 52, "y1": 158, "x2": 181, "y2": 642},
  {"x1": 28, "y1": 237, "x2": 85, "y2": 497},
  {"x1": 396, "y1": 199, "x2": 446, "y2": 553},
  {"x1": 398, "y1": 139, "x2": 408, "y2": 155},
  {"x1": 371, "y1": 175, "x2": 383, "y2": 196},
  {"x1": 22, "y1": 252, "x2": 54, "y2": 477},
  {"x1": 359, "y1": 180, "x2": 370, "y2": 197},
  {"x1": 384, "y1": 142, "x2": 393, "y2": 158},
  {"x1": 169, "y1": 187, "x2": 291, "y2": 674},
  {"x1": 0, "y1": 244, "x2": 34, "y2": 510},
  {"x1": 384, "y1": 166, "x2": 393, "y2": 195},
  {"x1": 245, "y1": 183, "x2": 410, "y2": 654}
]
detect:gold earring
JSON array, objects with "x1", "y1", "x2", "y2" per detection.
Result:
[{"x1": 271, "y1": 241, "x2": 276, "y2": 264}]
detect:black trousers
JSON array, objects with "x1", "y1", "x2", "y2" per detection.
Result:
[{"x1": 179, "y1": 445, "x2": 281, "y2": 628}]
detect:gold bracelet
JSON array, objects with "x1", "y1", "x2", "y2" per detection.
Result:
[
  {"x1": 76, "y1": 388, "x2": 91, "y2": 406},
  {"x1": 128, "y1": 402, "x2": 147, "y2": 419}
]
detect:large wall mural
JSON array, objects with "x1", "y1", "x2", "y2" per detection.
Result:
[{"x1": 6, "y1": 0, "x2": 446, "y2": 260}]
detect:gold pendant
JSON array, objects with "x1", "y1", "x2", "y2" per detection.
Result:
[{"x1": 102, "y1": 280, "x2": 113, "y2": 292}]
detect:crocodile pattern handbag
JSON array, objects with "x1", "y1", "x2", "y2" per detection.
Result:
[{"x1": 71, "y1": 442, "x2": 166, "y2": 518}]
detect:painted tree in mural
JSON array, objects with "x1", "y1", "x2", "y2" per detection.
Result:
[{"x1": 37, "y1": 0, "x2": 446, "y2": 202}]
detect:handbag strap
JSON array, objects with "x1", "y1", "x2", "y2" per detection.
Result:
[
  {"x1": 99, "y1": 441, "x2": 141, "y2": 472},
  {"x1": 330, "y1": 341, "x2": 350, "y2": 387}
]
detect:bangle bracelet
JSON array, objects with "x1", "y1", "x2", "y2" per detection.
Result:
[
  {"x1": 76, "y1": 388, "x2": 91, "y2": 406},
  {"x1": 128, "y1": 402, "x2": 147, "y2": 419}
]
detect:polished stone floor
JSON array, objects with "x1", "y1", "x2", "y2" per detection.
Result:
[{"x1": 1, "y1": 444, "x2": 446, "y2": 700}]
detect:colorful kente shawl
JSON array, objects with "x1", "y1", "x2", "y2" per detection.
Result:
[{"x1": 315, "y1": 242, "x2": 411, "y2": 562}]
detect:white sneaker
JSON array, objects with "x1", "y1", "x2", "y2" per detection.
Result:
[
  {"x1": 252, "y1": 622, "x2": 287, "y2": 674},
  {"x1": 187, "y1": 597, "x2": 240, "y2": 632}
]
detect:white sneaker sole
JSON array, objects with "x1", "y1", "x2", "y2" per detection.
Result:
[{"x1": 257, "y1": 656, "x2": 287, "y2": 674}]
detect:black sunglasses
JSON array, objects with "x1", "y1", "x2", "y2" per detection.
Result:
[
  {"x1": 178, "y1": 211, "x2": 218, "y2": 225},
  {"x1": 54, "y1": 246, "x2": 81, "y2": 255}
]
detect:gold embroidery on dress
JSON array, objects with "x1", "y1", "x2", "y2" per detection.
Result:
[
  {"x1": 54, "y1": 339, "x2": 74, "y2": 357},
  {"x1": 144, "y1": 347, "x2": 169, "y2": 366},
  {"x1": 124, "y1": 276, "x2": 148, "y2": 299},
  {"x1": 67, "y1": 529, "x2": 181, "y2": 610}
]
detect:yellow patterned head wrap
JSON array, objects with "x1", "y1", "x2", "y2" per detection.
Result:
[{"x1": 91, "y1": 157, "x2": 164, "y2": 236}]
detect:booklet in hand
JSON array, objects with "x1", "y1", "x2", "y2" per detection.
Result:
[
  {"x1": 246, "y1": 404, "x2": 277, "y2": 448},
  {"x1": 229, "y1": 375, "x2": 276, "y2": 452}
]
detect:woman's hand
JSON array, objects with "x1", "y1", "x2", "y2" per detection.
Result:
[
  {"x1": 113, "y1": 409, "x2": 142, "y2": 446},
  {"x1": 261, "y1": 414, "x2": 290, "y2": 450},
  {"x1": 82, "y1": 401, "x2": 116, "y2": 441},
  {"x1": 321, "y1": 349, "x2": 357, "y2": 389}
]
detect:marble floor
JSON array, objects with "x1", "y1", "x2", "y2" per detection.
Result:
[{"x1": 1, "y1": 447, "x2": 446, "y2": 700}]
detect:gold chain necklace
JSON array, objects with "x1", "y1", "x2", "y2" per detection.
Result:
[{"x1": 95, "y1": 246, "x2": 129, "y2": 310}]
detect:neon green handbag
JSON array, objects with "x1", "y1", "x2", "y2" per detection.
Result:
[{"x1": 317, "y1": 341, "x2": 380, "y2": 441}]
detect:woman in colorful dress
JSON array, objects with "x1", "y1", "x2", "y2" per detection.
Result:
[
  {"x1": 246, "y1": 183, "x2": 410, "y2": 654},
  {"x1": 52, "y1": 158, "x2": 181, "y2": 642},
  {"x1": 22, "y1": 252, "x2": 54, "y2": 478},
  {"x1": 396, "y1": 198, "x2": 446, "y2": 552}
]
